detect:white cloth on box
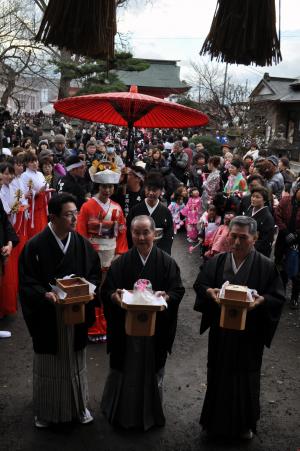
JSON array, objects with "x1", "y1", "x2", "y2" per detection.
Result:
[{"x1": 122, "y1": 289, "x2": 167, "y2": 308}]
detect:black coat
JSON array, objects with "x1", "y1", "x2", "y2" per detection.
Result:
[
  {"x1": 57, "y1": 173, "x2": 88, "y2": 210},
  {"x1": 19, "y1": 227, "x2": 101, "y2": 354},
  {"x1": 193, "y1": 250, "x2": 285, "y2": 436},
  {"x1": 126, "y1": 200, "x2": 174, "y2": 254},
  {"x1": 246, "y1": 206, "x2": 275, "y2": 257},
  {"x1": 101, "y1": 246, "x2": 185, "y2": 371}
]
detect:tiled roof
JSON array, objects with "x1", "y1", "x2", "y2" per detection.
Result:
[
  {"x1": 251, "y1": 76, "x2": 300, "y2": 102},
  {"x1": 115, "y1": 59, "x2": 187, "y2": 89}
]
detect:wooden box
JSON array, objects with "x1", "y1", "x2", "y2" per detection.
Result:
[
  {"x1": 56, "y1": 277, "x2": 89, "y2": 298},
  {"x1": 224, "y1": 284, "x2": 248, "y2": 301},
  {"x1": 121, "y1": 301, "x2": 165, "y2": 337},
  {"x1": 56, "y1": 277, "x2": 93, "y2": 325},
  {"x1": 63, "y1": 303, "x2": 86, "y2": 325},
  {"x1": 219, "y1": 284, "x2": 249, "y2": 331}
]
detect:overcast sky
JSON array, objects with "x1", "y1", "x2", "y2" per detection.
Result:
[{"x1": 117, "y1": 0, "x2": 300, "y2": 90}]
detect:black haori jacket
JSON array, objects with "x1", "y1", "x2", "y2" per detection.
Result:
[
  {"x1": 194, "y1": 250, "x2": 286, "y2": 350},
  {"x1": 19, "y1": 226, "x2": 101, "y2": 354},
  {"x1": 101, "y1": 246, "x2": 185, "y2": 372}
]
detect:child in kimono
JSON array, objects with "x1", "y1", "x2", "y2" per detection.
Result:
[
  {"x1": 168, "y1": 192, "x2": 185, "y2": 234},
  {"x1": 198, "y1": 204, "x2": 222, "y2": 256},
  {"x1": 181, "y1": 187, "x2": 202, "y2": 242}
]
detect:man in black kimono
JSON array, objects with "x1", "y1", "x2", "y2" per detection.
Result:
[
  {"x1": 19, "y1": 193, "x2": 101, "y2": 428},
  {"x1": 101, "y1": 215, "x2": 185, "y2": 430},
  {"x1": 126, "y1": 172, "x2": 174, "y2": 254},
  {"x1": 193, "y1": 216, "x2": 285, "y2": 440}
]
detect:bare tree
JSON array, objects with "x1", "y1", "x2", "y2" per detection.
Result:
[
  {"x1": 187, "y1": 59, "x2": 251, "y2": 130},
  {"x1": 0, "y1": 0, "x2": 53, "y2": 106}
]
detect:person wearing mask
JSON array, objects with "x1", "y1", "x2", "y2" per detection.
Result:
[{"x1": 105, "y1": 141, "x2": 124, "y2": 172}]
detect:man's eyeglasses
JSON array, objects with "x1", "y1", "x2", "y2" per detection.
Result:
[{"x1": 62, "y1": 210, "x2": 78, "y2": 219}]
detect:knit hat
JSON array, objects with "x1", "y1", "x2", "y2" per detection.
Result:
[
  {"x1": 39, "y1": 149, "x2": 54, "y2": 160},
  {"x1": 38, "y1": 139, "x2": 49, "y2": 147},
  {"x1": 267, "y1": 155, "x2": 279, "y2": 167},
  {"x1": 54, "y1": 134, "x2": 66, "y2": 144}
]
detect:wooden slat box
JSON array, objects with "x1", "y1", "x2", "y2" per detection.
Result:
[
  {"x1": 120, "y1": 295, "x2": 165, "y2": 336},
  {"x1": 56, "y1": 277, "x2": 93, "y2": 325},
  {"x1": 219, "y1": 284, "x2": 250, "y2": 331}
]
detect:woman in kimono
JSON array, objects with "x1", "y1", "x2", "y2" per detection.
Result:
[
  {"x1": 201, "y1": 156, "x2": 221, "y2": 210},
  {"x1": 77, "y1": 168, "x2": 128, "y2": 342},
  {"x1": 245, "y1": 186, "x2": 275, "y2": 257},
  {"x1": 20, "y1": 152, "x2": 48, "y2": 239},
  {"x1": 0, "y1": 161, "x2": 27, "y2": 316}
]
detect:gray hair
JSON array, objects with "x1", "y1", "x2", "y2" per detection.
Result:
[
  {"x1": 130, "y1": 215, "x2": 156, "y2": 232},
  {"x1": 173, "y1": 140, "x2": 183, "y2": 149},
  {"x1": 229, "y1": 216, "x2": 257, "y2": 235}
]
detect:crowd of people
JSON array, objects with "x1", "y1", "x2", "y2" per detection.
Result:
[{"x1": 0, "y1": 114, "x2": 294, "y2": 440}]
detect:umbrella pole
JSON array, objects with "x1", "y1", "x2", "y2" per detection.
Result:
[{"x1": 126, "y1": 122, "x2": 134, "y2": 167}]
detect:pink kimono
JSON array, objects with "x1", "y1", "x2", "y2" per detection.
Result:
[
  {"x1": 198, "y1": 211, "x2": 222, "y2": 247},
  {"x1": 181, "y1": 197, "x2": 202, "y2": 241},
  {"x1": 204, "y1": 224, "x2": 231, "y2": 258}
]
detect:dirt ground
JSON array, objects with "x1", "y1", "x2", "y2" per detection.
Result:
[{"x1": 0, "y1": 233, "x2": 299, "y2": 451}]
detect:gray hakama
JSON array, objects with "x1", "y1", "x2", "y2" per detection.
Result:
[
  {"x1": 33, "y1": 307, "x2": 88, "y2": 423},
  {"x1": 101, "y1": 336, "x2": 165, "y2": 431}
]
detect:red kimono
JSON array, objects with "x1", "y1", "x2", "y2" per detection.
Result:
[
  {"x1": 20, "y1": 169, "x2": 48, "y2": 239},
  {"x1": 0, "y1": 180, "x2": 28, "y2": 316},
  {"x1": 77, "y1": 197, "x2": 128, "y2": 338}
]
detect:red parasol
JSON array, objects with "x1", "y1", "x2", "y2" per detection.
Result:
[{"x1": 54, "y1": 85, "x2": 209, "y2": 164}]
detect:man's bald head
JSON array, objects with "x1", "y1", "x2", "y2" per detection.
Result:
[{"x1": 131, "y1": 215, "x2": 155, "y2": 232}]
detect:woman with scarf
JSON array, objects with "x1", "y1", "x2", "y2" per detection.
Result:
[{"x1": 224, "y1": 159, "x2": 248, "y2": 196}]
